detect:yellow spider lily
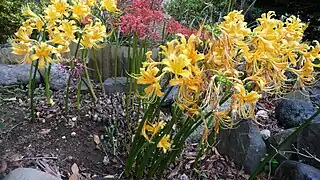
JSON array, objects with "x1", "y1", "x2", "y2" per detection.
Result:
[
  {"x1": 12, "y1": 42, "x2": 32, "y2": 63},
  {"x1": 59, "y1": 20, "x2": 78, "y2": 41},
  {"x1": 72, "y1": 2, "x2": 90, "y2": 21},
  {"x1": 136, "y1": 66, "x2": 163, "y2": 97},
  {"x1": 51, "y1": 0, "x2": 69, "y2": 16},
  {"x1": 22, "y1": 5, "x2": 38, "y2": 18},
  {"x1": 157, "y1": 135, "x2": 172, "y2": 153},
  {"x1": 141, "y1": 120, "x2": 166, "y2": 141},
  {"x1": 101, "y1": 0, "x2": 119, "y2": 13},
  {"x1": 31, "y1": 42, "x2": 55, "y2": 69}
]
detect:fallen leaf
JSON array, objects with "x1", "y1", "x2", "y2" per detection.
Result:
[
  {"x1": 39, "y1": 129, "x2": 51, "y2": 135},
  {"x1": 0, "y1": 160, "x2": 7, "y2": 173},
  {"x1": 93, "y1": 134, "x2": 100, "y2": 145},
  {"x1": 69, "y1": 174, "x2": 78, "y2": 180},
  {"x1": 9, "y1": 154, "x2": 24, "y2": 162},
  {"x1": 71, "y1": 163, "x2": 79, "y2": 174}
]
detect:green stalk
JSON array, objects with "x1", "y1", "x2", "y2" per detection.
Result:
[
  {"x1": 93, "y1": 49, "x2": 105, "y2": 96},
  {"x1": 125, "y1": 37, "x2": 132, "y2": 137},
  {"x1": 76, "y1": 75, "x2": 82, "y2": 109},
  {"x1": 249, "y1": 108, "x2": 320, "y2": 179},
  {"x1": 75, "y1": 50, "x2": 86, "y2": 109},
  {"x1": 65, "y1": 34, "x2": 82, "y2": 115},
  {"x1": 44, "y1": 63, "x2": 51, "y2": 103},
  {"x1": 30, "y1": 60, "x2": 39, "y2": 122},
  {"x1": 82, "y1": 49, "x2": 97, "y2": 103},
  {"x1": 28, "y1": 62, "x2": 34, "y2": 98}
]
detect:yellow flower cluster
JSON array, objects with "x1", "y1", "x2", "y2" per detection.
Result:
[
  {"x1": 141, "y1": 120, "x2": 172, "y2": 153},
  {"x1": 12, "y1": 0, "x2": 119, "y2": 69},
  {"x1": 137, "y1": 10, "x2": 319, "y2": 145}
]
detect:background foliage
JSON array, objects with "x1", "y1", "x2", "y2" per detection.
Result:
[{"x1": 0, "y1": 0, "x2": 49, "y2": 44}]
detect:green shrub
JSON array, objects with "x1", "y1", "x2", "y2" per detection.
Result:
[
  {"x1": 164, "y1": 0, "x2": 228, "y2": 28},
  {"x1": 0, "y1": 0, "x2": 49, "y2": 44}
]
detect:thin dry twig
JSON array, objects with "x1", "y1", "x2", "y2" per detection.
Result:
[
  {"x1": 0, "y1": 121, "x2": 24, "y2": 135},
  {"x1": 23, "y1": 156, "x2": 58, "y2": 160}
]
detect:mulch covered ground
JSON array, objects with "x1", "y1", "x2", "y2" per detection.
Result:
[{"x1": 0, "y1": 85, "x2": 271, "y2": 179}]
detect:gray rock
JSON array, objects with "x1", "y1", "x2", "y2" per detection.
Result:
[
  {"x1": 269, "y1": 128, "x2": 297, "y2": 160},
  {"x1": 0, "y1": 64, "x2": 40, "y2": 86},
  {"x1": 103, "y1": 77, "x2": 129, "y2": 93},
  {"x1": 306, "y1": 78, "x2": 320, "y2": 107},
  {"x1": 45, "y1": 64, "x2": 68, "y2": 91},
  {"x1": 285, "y1": 90, "x2": 311, "y2": 102},
  {"x1": 275, "y1": 160, "x2": 320, "y2": 180},
  {"x1": 217, "y1": 120, "x2": 267, "y2": 173},
  {"x1": 275, "y1": 99, "x2": 318, "y2": 129},
  {"x1": 0, "y1": 46, "x2": 21, "y2": 64},
  {"x1": 297, "y1": 120, "x2": 320, "y2": 169},
  {"x1": 4, "y1": 168, "x2": 61, "y2": 180},
  {"x1": 161, "y1": 86, "x2": 179, "y2": 107}
]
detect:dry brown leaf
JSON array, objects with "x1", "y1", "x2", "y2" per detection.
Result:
[
  {"x1": 68, "y1": 173, "x2": 78, "y2": 180},
  {"x1": 71, "y1": 163, "x2": 79, "y2": 174},
  {"x1": 93, "y1": 135, "x2": 100, "y2": 145},
  {"x1": 0, "y1": 160, "x2": 7, "y2": 173}
]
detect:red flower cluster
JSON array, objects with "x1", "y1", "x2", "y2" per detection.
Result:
[
  {"x1": 165, "y1": 18, "x2": 196, "y2": 36},
  {"x1": 118, "y1": 0, "x2": 194, "y2": 40}
]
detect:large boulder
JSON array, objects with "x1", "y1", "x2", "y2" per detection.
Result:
[
  {"x1": 306, "y1": 78, "x2": 320, "y2": 107},
  {"x1": 297, "y1": 120, "x2": 320, "y2": 169},
  {"x1": 275, "y1": 99, "x2": 319, "y2": 129},
  {"x1": 217, "y1": 119, "x2": 267, "y2": 173},
  {"x1": 268, "y1": 128, "x2": 297, "y2": 161},
  {"x1": 275, "y1": 160, "x2": 320, "y2": 180},
  {"x1": 40, "y1": 64, "x2": 69, "y2": 91},
  {"x1": 4, "y1": 168, "x2": 61, "y2": 180},
  {"x1": 0, "y1": 64, "x2": 40, "y2": 86}
]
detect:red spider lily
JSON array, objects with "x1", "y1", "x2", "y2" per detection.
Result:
[{"x1": 118, "y1": 0, "x2": 194, "y2": 40}]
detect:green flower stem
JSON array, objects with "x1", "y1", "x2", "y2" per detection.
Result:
[
  {"x1": 125, "y1": 37, "x2": 132, "y2": 138},
  {"x1": 44, "y1": 63, "x2": 51, "y2": 103},
  {"x1": 93, "y1": 49, "x2": 105, "y2": 96},
  {"x1": 76, "y1": 75, "x2": 82, "y2": 109},
  {"x1": 82, "y1": 49, "x2": 97, "y2": 103},
  {"x1": 75, "y1": 49, "x2": 87, "y2": 109},
  {"x1": 249, "y1": 108, "x2": 320, "y2": 179},
  {"x1": 30, "y1": 60, "x2": 39, "y2": 122},
  {"x1": 65, "y1": 34, "x2": 82, "y2": 115},
  {"x1": 28, "y1": 62, "x2": 34, "y2": 98}
]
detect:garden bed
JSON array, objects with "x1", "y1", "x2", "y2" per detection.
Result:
[{"x1": 0, "y1": 85, "x2": 263, "y2": 179}]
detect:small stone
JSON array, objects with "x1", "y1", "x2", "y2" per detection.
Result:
[
  {"x1": 40, "y1": 118, "x2": 45, "y2": 123},
  {"x1": 180, "y1": 174, "x2": 189, "y2": 180},
  {"x1": 62, "y1": 136, "x2": 66, "y2": 139},
  {"x1": 3, "y1": 168, "x2": 61, "y2": 180},
  {"x1": 71, "y1": 117, "x2": 77, "y2": 121},
  {"x1": 255, "y1": 110, "x2": 269, "y2": 119},
  {"x1": 71, "y1": 132, "x2": 76, "y2": 137},
  {"x1": 93, "y1": 114, "x2": 98, "y2": 121},
  {"x1": 260, "y1": 129, "x2": 271, "y2": 140},
  {"x1": 103, "y1": 156, "x2": 109, "y2": 165}
]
